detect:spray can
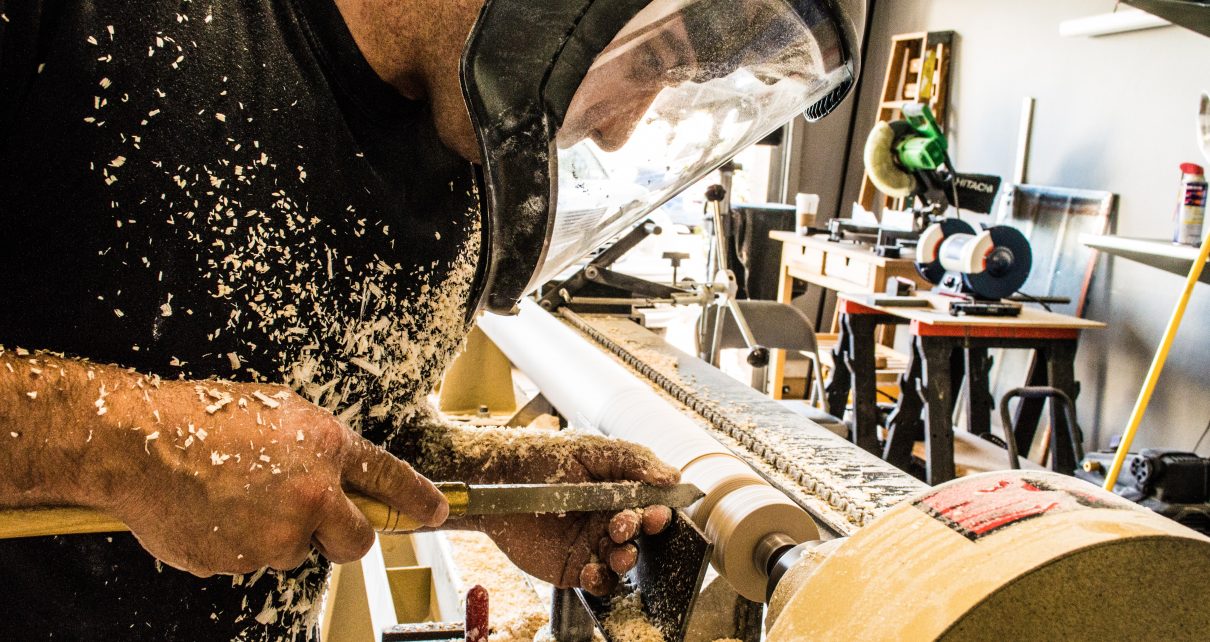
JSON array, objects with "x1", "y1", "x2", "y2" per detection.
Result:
[{"x1": 1175, "y1": 162, "x2": 1207, "y2": 246}]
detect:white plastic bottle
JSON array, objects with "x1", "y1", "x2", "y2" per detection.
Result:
[{"x1": 1175, "y1": 162, "x2": 1207, "y2": 246}]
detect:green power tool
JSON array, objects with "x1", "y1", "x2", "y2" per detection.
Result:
[{"x1": 863, "y1": 103, "x2": 1000, "y2": 217}]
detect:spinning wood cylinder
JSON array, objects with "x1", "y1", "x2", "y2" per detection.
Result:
[{"x1": 478, "y1": 301, "x2": 818, "y2": 601}]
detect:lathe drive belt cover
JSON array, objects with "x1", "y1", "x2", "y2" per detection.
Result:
[{"x1": 767, "y1": 470, "x2": 1210, "y2": 640}]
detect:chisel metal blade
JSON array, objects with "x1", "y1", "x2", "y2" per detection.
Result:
[{"x1": 463, "y1": 482, "x2": 703, "y2": 516}]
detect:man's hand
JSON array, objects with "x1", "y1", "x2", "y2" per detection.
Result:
[
  {"x1": 0, "y1": 351, "x2": 448, "y2": 576},
  {"x1": 430, "y1": 428, "x2": 680, "y2": 595}
]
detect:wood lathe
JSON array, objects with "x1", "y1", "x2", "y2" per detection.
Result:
[{"x1": 478, "y1": 300, "x2": 1210, "y2": 640}]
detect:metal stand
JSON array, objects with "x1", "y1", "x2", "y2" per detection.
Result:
[
  {"x1": 697, "y1": 181, "x2": 768, "y2": 370},
  {"x1": 538, "y1": 220, "x2": 690, "y2": 314},
  {"x1": 550, "y1": 588, "x2": 595, "y2": 642},
  {"x1": 999, "y1": 386, "x2": 1084, "y2": 475}
]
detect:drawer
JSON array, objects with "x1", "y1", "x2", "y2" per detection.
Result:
[
  {"x1": 788, "y1": 245, "x2": 826, "y2": 275},
  {"x1": 823, "y1": 252, "x2": 872, "y2": 288}
]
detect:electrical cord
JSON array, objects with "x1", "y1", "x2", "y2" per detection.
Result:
[
  {"x1": 945, "y1": 159, "x2": 964, "y2": 223},
  {"x1": 1014, "y1": 290, "x2": 1053, "y2": 312},
  {"x1": 950, "y1": 176, "x2": 963, "y2": 222},
  {"x1": 1193, "y1": 416, "x2": 1210, "y2": 454}
]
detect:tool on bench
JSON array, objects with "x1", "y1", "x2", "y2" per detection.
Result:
[
  {"x1": 862, "y1": 103, "x2": 1033, "y2": 315},
  {"x1": 864, "y1": 103, "x2": 1003, "y2": 221},
  {"x1": 916, "y1": 217, "x2": 1032, "y2": 316},
  {"x1": 835, "y1": 103, "x2": 1003, "y2": 256},
  {"x1": 0, "y1": 482, "x2": 704, "y2": 540}
]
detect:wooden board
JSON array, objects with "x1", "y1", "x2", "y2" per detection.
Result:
[{"x1": 839, "y1": 293, "x2": 1105, "y2": 330}]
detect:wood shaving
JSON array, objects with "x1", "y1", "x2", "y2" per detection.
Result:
[
  {"x1": 144, "y1": 431, "x2": 160, "y2": 454},
  {"x1": 251, "y1": 390, "x2": 280, "y2": 408},
  {"x1": 205, "y1": 396, "x2": 233, "y2": 414}
]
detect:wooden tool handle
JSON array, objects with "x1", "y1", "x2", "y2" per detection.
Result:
[
  {"x1": 0, "y1": 484, "x2": 471, "y2": 540},
  {"x1": 0, "y1": 505, "x2": 132, "y2": 540}
]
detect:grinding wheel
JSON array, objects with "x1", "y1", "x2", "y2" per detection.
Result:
[
  {"x1": 766, "y1": 471, "x2": 1210, "y2": 640},
  {"x1": 960, "y1": 225, "x2": 1032, "y2": 300}
]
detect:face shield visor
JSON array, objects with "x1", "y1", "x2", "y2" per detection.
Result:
[{"x1": 462, "y1": 0, "x2": 864, "y2": 314}]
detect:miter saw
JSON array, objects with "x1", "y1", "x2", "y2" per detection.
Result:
[
  {"x1": 864, "y1": 103, "x2": 1032, "y2": 315},
  {"x1": 863, "y1": 103, "x2": 1002, "y2": 220},
  {"x1": 830, "y1": 103, "x2": 1003, "y2": 255}
]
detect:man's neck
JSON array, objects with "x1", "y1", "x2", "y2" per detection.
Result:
[
  {"x1": 330, "y1": 0, "x2": 483, "y2": 162},
  {"x1": 331, "y1": 0, "x2": 431, "y2": 100}
]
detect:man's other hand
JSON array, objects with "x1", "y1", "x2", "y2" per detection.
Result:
[
  {"x1": 457, "y1": 430, "x2": 680, "y2": 596},
  {"x1": 93, "y1": 379, "x2": 448, "y2": 576}
]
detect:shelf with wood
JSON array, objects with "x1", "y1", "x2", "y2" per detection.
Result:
[{"x1": 859, "y1": 30, "x2": 955, "y2": 213}]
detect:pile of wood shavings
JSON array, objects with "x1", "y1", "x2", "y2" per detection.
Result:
[
  {"x1": 603, "y1": 592, "x2": 666, "y2": 642},
  {"x1": 444, "y1": 531, "x2": 548, "y2": 641}
]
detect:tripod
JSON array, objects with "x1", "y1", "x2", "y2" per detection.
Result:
[{"x1": 697, "y1": 174, "x2": 769, "y2": 370}]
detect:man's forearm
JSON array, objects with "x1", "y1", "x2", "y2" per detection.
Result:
[{"x1": 0, "y1": 346, "x2": 147, "y2": 509}]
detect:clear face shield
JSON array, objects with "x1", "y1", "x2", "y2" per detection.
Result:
[
  {"x1": 542, "y1": 0, "x2": 851, "y2": 286},
  {"x1": 461, "y1": 0, "x2": 861, "y2": 315}
]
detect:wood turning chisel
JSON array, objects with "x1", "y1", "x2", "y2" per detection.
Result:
[{"x1": 0, "y1": 482, "x2": 704, "y2": 540}]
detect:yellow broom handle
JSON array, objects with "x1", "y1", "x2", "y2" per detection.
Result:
[{"x1": 1104, "y1": 239, "x2": 1210, "y2": 490}]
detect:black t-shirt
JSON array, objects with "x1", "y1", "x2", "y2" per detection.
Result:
[{"x1": 0, "y1": 0, "x2": 482, "y2": 638}]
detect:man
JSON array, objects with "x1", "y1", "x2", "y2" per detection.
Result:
[
  {"x1": 0, "y1": 0, "x2": 687, "y2": 637},
  {"x1": 0, "y1": 0, "x2": 862, "y2": 637}
]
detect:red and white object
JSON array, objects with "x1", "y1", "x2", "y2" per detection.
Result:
[
  {"x1": 465, "y1": 585, "x2": 489, "y2": 642},
  {"x1": 1175, "y1": 162, "x2": 1207, "y2": 247}
]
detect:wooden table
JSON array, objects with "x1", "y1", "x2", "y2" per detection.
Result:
[
  {"x1": 769, "y1": 231, "x2": 930, "y2": 399},
  {"x1": 826, "y1": 293, "x2": 1105, "y2": 484}
]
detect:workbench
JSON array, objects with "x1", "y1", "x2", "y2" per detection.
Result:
[
  {"x1": 769, "y1": 231, "x2": 930, "y2": 400},
  {"x1": 825, "y1": 293, "x2": 1105, "y2": 484}
]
